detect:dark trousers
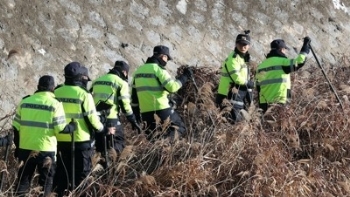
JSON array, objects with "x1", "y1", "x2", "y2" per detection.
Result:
[
  {"x1": 230, "y1": 89, "x2": 252, "y2": 122},
  {"x1": 53, "y1": 142, "x2": 92, "y2": 197},
  {"x1": 95, "y1": 122, "x2": 124, "y2": 154},
  {"x1": 141, "y1": 108, "x2": 186, "y2": 141},
  {"x1": 15, "y1": 149, "x2": 56, "y2": 197}
]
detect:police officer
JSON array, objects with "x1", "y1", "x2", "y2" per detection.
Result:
[
  {"x1": 12, "y1": 75, "x2": 75, "y2": 197},
  {"x1": 91, "y1": 60, "x2": 140, "y2": 164},
  {"x1": 216, "y1": 31, "x2": 254, "y2": 123},
  {"x1": 53, "y1": 62, "x2": 115, "y2": 196},
  {"x1": 256, "y1": 37, "x2": 311, "y2": 113},
  {"x1": 131, "y1": 45, "x2": 192, "y2": 141}
]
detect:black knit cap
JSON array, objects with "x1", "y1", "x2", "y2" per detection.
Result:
[
  {"x1": 153, "y1": 45, "x2": 173, "y2": 60},
  {"x1": 38, "y1": 75, "x2": 55, "y2": 91},
  {"x1": 113, "y1": 61, "x2": 129, "y2": 73}
]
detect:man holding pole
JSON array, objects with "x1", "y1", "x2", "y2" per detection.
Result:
[
  {"x1": 256, "y1": 37, "x2": 311, "y2": 113},
  {"x1": 53, "y1": 62, "x2": 115, "y2": 196}
]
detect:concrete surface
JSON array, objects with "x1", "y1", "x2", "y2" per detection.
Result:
[{"x1": 0, "y1": 0, "x2": 349, "y2": 125}]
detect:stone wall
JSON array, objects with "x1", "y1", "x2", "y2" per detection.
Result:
[{"x1": 0, "y1": 0, "x2": 349, "y2": 123}]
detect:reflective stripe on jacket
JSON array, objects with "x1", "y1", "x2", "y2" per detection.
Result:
[
  {"x1": 218, "y1": 51, "x2": 248, "y2": 96},
  {"x1": 54, "y1": 85, "x2": 103, "y2": 142},
  {"x1": 12, "y1": 92, "x2": 66, "y2": 151},
  {"x1": 256, "y1": 54, "x2": 306, "y2": 104},
  {"x1": 92, "y1": 73, "x2": 133, "y2": 118},
  {"x1": 132, "y1": 63, "x2": 182, "y2": 113}
]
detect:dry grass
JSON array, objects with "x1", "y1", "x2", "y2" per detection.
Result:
[{"x1": 1, "y1": 60, "x2": 350, "y2": 196}]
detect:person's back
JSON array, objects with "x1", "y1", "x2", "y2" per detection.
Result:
[
  {"x1": 12, "y1": 75, "x2": 72, "y2": 197},
  {"x1": 55, "y1": 85, "x2": 100, "y2": 144},
  {"x1": 256, "y1": 37, "x2": 311, "y2": 112},
  {"x1": 14, "y1": 91, "x2": 64, "y2": 151},
  {"x1": 131, "y1": 45, "x2": 192, "y2": 141},
  {"x1": 91, "y1": 60, "x2": 140, "y2": 159},
  {"x1": 133, "y1": 62, "x2": 181, "y2": 113},
  {"x1": 53, "y1": 62, "x2": 105, "y2": 197}
]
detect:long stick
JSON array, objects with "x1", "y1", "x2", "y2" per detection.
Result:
[
  {"x1": 103, "y1": 133, "x2": 110, "y2": 169},
  {"x1": 0, "y1": 140, "x2": 10, "y2": 192},
  {"x1": 309, "y1": 44, "x2": 344, "y2": 110},
  {"x1": 70, "y1": 119, "x2": 75, "y2": 191}
]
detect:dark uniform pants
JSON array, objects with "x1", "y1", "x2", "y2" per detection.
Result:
[
  {"x1": 53, "y1": 142, "x2": 92, "y2": 197},
  {"x1": 230, "y1": 89, "x2": 252, "y2": 122},
  {"x1": 141, "y1": 108, "x2": 186, "y2": 141},
  {"x1": 15, "y1": 149, "x2": 56, "y2": 197}
]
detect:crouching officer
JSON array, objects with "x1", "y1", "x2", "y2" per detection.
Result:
[
  {"x1": 91, "y1": 60, "x2": 141, "y2": 166},
  {"x1": 53, "y1": 62, "x2": 115, "y2": 197},
  {"x1": 12, "y1": 75, "x2": 76, "y2": 197},
  {"x1": 131, "y1": 45, "x2": 191, "y2": 141}
]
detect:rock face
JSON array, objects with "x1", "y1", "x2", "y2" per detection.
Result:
[{"x1": 0, "y1": 0, "x2": 349, "y2": 119}]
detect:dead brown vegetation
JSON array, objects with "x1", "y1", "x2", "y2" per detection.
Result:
[{"x1": 1, "y1": 57, "x2": 350, "y2": 196}]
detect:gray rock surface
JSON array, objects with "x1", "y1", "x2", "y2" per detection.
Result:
[{"x1": 1, "y1": 0, "x2": 349, "y2": 123}]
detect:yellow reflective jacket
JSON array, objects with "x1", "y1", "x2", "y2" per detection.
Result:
[
  {"x1": 218, "y1": 50, "x2": 249, "y2": 96},
  {"x1": 12, "y1": 91, "x2": 66, "y2": 151},
  {"x1": 92, "y1": 73, "x2": 133, "y2": 118},
  {"x1": 256, "y1": 53, "x2": 306, "y2": 104},
  {"x1": 54, "y1": 85, "x2": 103, "y2": 142},
  {"x1": 132, "y1": 63, "x2": 182, "y2": 113}
]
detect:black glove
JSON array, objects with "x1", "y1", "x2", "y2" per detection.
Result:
[
  {"x1": 246, "y1": 80, "x2": 254, "y2": 89},
  {"x1": 303, "y1": 36, "x2": 311, "y2": 46},
  {"x1": 60, "y1": 119, "x2": 77, "y2": 134},
  {"x1": 300, "y1": 36, "x2": 311, "y2": 54},
  {"x1": 244, "y1": 53, "x2": 250, "y2": 63},
  {"x1": 99, "y1": 115, "x2": 107, "y2": 124},
  {"x1": 177, "y1": 74, "x2": 188, "y2": 85},
  {"x1": 183, "y1": 67, "x2": 193, "y2": 78},
  {"x1": 126, "y1": 114, "x2": 142, "y2": 134}
]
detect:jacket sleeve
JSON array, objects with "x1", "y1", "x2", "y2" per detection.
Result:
[
  {"x1": 12, "y1": 102, "x2": 22, "y2": 132},
  {"x1": 157, "y1": 67, "x2": 182, "y2": 93},
  {"x1": 53, "y1": 101, "x2": 68, "y2": 135},
  {"x1": 83, "y1": 93, "x2": 104, "y2": 132},
  {"x1": 226, "y1": 56, "x2": 247, "y2": 85},
  {"x1": 282, "y1": 54, "x2": 307, "y2": 74},
  {"x1": 118, "y1": 81, "x2": 133, "y2": 116}
]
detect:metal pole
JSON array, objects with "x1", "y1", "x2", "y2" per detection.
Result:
[
  {"x1": 70, "y1": 119, "x2": 75, "y2": 191},
  {"x1": 0, "y1": 139, "x2": 10, "y2": 192},
  {"x1": 309, "y1": 44, "x2": 344, "y2": 110}
]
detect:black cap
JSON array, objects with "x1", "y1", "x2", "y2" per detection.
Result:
[
  {"x1": 38, "y1": 75, "x2": 55, "y2": 91},
  {"x1": 270, "y1": 39, "x2": 290, "y2": 50},
  {"x1": 64, "y1": 62, "x2": 91, "y2": 81},
  {"x1": 236, "y1": 34, "x2": 251, "y2": 45},
  {"x1": 64, "y1": 62, "x2": 82, "y2": 77},
  {"x1": 113, "y1": 61, "x2": 130, "y2": 73},
  {"x1": 153, "y1": 45, "x2": 173, "y2": 60}
]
